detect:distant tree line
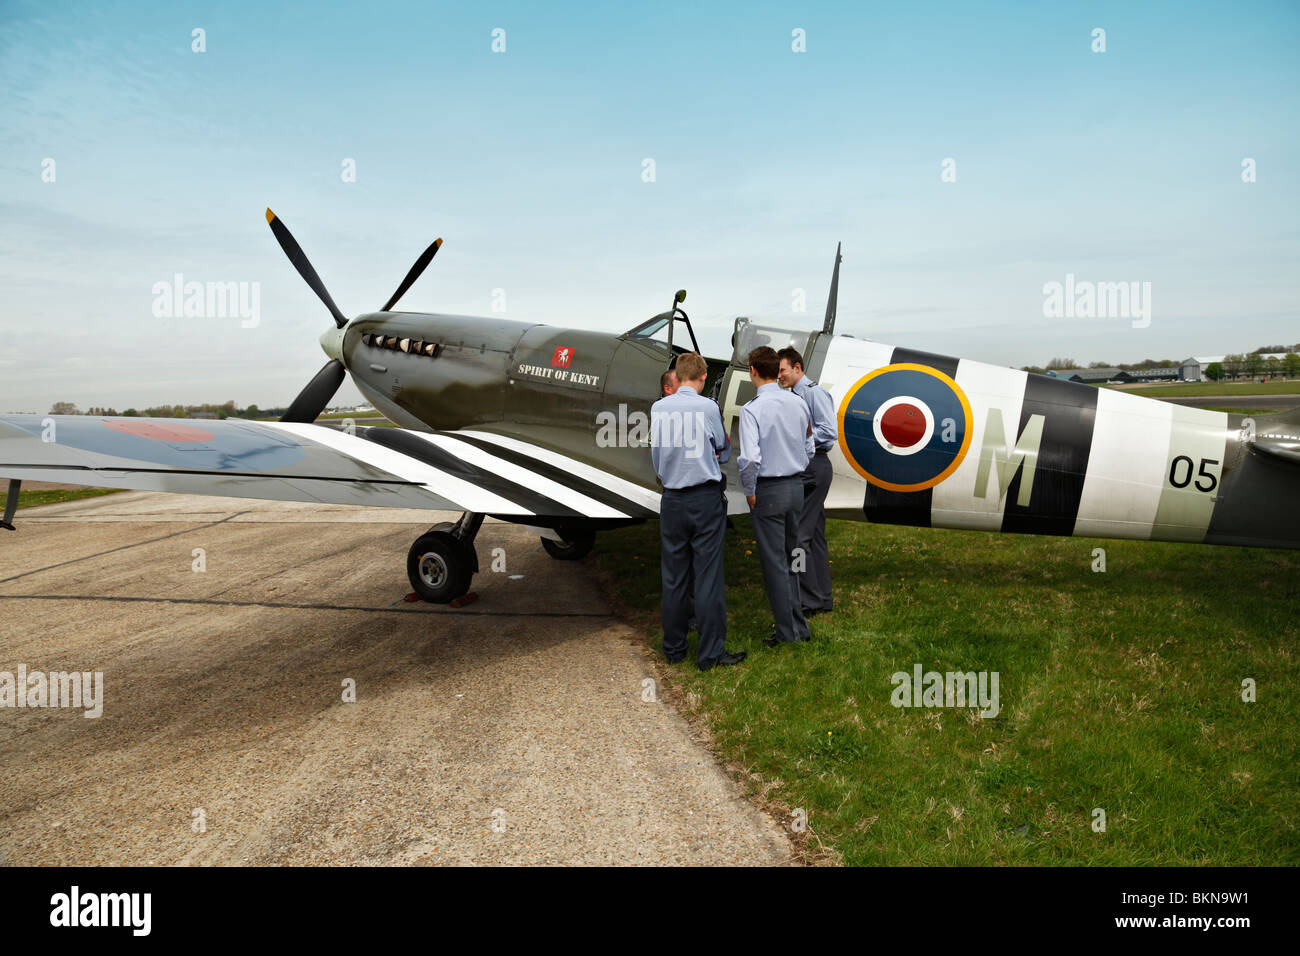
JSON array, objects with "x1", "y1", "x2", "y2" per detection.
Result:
[
  {"x1": 1023, "y1": 345, "x2": 1300, "y2": 381},
  {"x1": 46, "y1": 401, "x2": 285, "y2": 419}
]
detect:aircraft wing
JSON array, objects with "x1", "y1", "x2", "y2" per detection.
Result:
[{"x1": 0, "y1": 416, "x2": 659, "y2": 520}]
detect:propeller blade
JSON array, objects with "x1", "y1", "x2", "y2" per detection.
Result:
[
  {"x1": 265, "y1": 208, "x2": 348, "y2": 329},
  {"x1": 280, "y1": 359, "x2": 346, "y2": 423},
  {"x1": 381, "y1": 237, "x2": 443, "y2": 312}
]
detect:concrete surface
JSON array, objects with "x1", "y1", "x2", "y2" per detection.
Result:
[{"x1": 0, "y1": 492, "x2": 792, "y2": 866}]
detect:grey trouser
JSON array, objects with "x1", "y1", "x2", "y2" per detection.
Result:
[
  {"x1": 797, "y1": 451, "x2": 834, "y2": 612},
  {"x1": 752, "y1": 475, "x2": 809, "y2": 643},
  {"x1": 661, "y1": 483, "x2": 727, "y2": 663}
]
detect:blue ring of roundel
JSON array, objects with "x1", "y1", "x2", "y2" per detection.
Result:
[{"x1": 841, "y1": 368, "x2": 970, "y2": 489}]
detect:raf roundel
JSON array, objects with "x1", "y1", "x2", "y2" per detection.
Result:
[{"x1": 837, "y1": 363, "x2": 973, "y2": 492}]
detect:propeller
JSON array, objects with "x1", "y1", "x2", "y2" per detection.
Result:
[
  {"x1": 280, "y1": 360, "x2": 347, "y2": 424},
  {"x1": 265, "y1": 209, "x2": 347, "y2": 329},
  {"x1": 382, "y1": 237, "x2": 443, "y2": 312},
  {"x1": 264, "y1": 208, "x2": 444, "y2": 424}
]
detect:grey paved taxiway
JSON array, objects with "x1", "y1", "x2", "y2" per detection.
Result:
[{"x1": 0, "y1": 492, "x2": 791, "y2": 866}]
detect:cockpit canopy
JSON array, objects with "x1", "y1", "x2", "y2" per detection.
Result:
[
  {"x1": 729, "y1": 317, "x2": 818, "y2": 368},
  {"x1": 622, "y1": 310, "x2": 701, "y2": 356},
  {"x1": 623, "y1": 312, "x2": 673, "y2": 343}
]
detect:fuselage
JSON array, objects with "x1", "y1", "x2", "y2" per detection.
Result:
[{"x1": 339, "y1": 311, "x2": 1299, "y2": 550}]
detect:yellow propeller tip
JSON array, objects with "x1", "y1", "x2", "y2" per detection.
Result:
[{"x1": 265, "y1": 208, "x2": 276, "y2": 223}]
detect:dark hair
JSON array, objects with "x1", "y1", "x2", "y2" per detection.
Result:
[
  {"x1": 660, "y1": 369, "x2": 677, "y2": 394},
  {"x1": 776, "y1": 346, "x2": 805, "y2": 372},
  {"x1": 748, "y1": 346, "x2": 779, "y2": 380}
]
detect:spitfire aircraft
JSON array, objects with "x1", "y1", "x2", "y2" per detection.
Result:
[{"x1": 2, "y1": 212, "x2": 1298, "y2": 603}]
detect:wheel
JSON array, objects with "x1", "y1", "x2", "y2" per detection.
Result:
[
  {"x1": 540, "y1": 527, "x2": 596, "y2": 561},
  {"x1": 407, "y1": 531, "x2": 475, "y2": 603}
]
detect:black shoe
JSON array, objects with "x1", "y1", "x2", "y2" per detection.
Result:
[
  {"x1": 666, "y1": 654, "x2": 685, "y2": 664},
  {"x1": 698, "y1": 650, "x2": 746, "y2": 671},
  {"x1": 764, "y1": 631, "x2": 799, "y2": 648},
  {"x1": 802, "y1": 607, "x2": 820, "y2": 618}
]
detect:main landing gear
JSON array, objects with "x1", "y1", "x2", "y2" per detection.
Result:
[
  {"x1": 406, "y1": 512, "x2": 483, "y2": 604},
  {"x1": 405, "y1": 516, "x2": 605, "y2": 604}
]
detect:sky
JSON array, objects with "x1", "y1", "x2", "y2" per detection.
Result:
[{"x1": 1, "y1": 0, "x2": 1297, "y2": 412}]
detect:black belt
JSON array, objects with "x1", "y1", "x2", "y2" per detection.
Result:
[
  {"x1": 756, "y1": 474, "x2": 801, "y2": 484},
  {"x1": 814, "y1": 449, "x2": 830, "y2": 456},
  {"x1": 665, "y1": 479, "x2": 723, "y2": 493}
]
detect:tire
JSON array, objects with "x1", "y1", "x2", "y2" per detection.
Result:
[
  {"x1": 407, "y1": 532, "x2": 474, "y2": 603},
  {"x1": 540, "y1": 527, "x2": 596, "y2": 561}
]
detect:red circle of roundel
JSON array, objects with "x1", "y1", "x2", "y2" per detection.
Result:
[
  {"x1": 101, "y1": 420, "x2": 215, "y2": 443},
  {"x1": 880, "y1": 403, "x2": 926, "y2": 448}
]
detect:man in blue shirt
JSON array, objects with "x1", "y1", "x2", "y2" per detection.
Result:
[
  {"x1": 650, "y1": 352, "x2": 744, "y2": 671},
  {"x1": 778, "y1": 346, "x2": 837, "y2": 617},
  {"x1": 737, "y1": 346, "x2": 813, "y2": 647}
]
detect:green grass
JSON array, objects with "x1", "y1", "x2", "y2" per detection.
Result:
[
  {"x1": 0, "y1": 486, "x2": 122, "y2": 510},
  {"x1": 1110, "y1": 381, "x2": 1300, "y2": 397},
  {"x1": 1203, "y1": 407, "x2": 1280, "y2": 415},
  {"x1": 595, "y1": 519, "x2": 1300, "y2": 865}
]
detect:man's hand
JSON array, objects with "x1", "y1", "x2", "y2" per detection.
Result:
[{"x1": 746, "y1": 494, "x2": 757, "y2": 509}]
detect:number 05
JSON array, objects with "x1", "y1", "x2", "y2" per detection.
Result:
[{"x1": 1169, "y1": 455, "x2": 1219, "y2": 492}]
